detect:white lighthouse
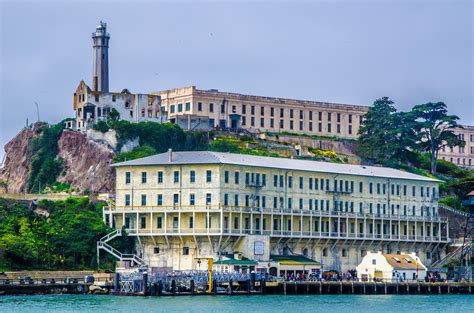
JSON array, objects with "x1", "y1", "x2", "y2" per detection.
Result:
[{"x1": 92, "y1": 21, "x2": 110, "y2": 92}]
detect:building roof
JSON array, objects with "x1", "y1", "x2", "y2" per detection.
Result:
[
  {"x1": 112, "y1": 151, "x2": 439, "y2": 182},
  {"x1": 270, "y1": 255, "x2": 321, "y2": 265},
  {"x1": 383, "y1": 254, "x2": 425, "y2": 270},
  {"x1": 213, "y1": 258, "x2": 258, "y2": 266}
]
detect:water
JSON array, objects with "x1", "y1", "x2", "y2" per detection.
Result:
[{"x1": 1, "y1": 294, "x2": 472, "y2": 313}]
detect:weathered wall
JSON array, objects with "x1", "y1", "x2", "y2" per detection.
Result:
[{"x1": 57, "y1": 130, "x2": 115, "y2": 193}]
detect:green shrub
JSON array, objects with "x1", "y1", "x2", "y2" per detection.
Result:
[
  {"x1": 27, "y1": 123, "x2": 65, "y2": 193},
  {"x1": 92, "y1": 120, "x2": 110, "y2": 133},
  {"x1": 0, "y1": 197, "x2": 119, "y2": 270},
  {"x1": 113, "y1": 145, "x2": 157, "y2": 163},
  {"x1": 111, "y1": 121, "x2": 208, "y2": 152}
]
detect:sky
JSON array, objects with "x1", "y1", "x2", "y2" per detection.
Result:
[{"x1": 1, "y1": 0, "x2": 473, "y2": 162}]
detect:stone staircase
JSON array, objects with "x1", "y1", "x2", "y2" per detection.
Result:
[{"x1": 97, "y1": 229, "x2": 146, "y2": 267}]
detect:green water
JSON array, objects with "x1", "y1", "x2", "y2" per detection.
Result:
[{"x1": 1, "y1": 294, "x2": 472, "y2": 312}]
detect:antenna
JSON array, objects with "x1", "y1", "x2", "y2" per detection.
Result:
[{"x1": 34, "y1": 102, "x2": 40, "y2": 122}]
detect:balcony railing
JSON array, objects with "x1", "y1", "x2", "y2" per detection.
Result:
[
  {"x1": 111, "y1": 205, "x2": 447, "y2": 223},
  {"x1": 122, "y1": 227, "x2": 449, "y2": 242}
]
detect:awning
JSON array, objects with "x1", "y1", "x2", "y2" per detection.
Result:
[{"x1": 270, "y1": 255, "x2": 321, "y2": 266}]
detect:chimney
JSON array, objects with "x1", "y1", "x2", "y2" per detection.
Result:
[{"x1": 168, "y1": 148, "x2": 172, "y2": 162}]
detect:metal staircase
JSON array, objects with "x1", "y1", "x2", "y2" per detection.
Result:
[
  {"x1": 430, "y1": 246, "x2": 464, "y2": 268},
  {"x1": 97, "y1": 229, "x2": 146, "y2": 267}
]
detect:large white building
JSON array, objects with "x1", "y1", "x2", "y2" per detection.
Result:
[{"x1": 101, "y1": 150, "x2": 449, "y2": 274}]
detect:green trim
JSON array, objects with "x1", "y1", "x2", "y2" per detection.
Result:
[
  {"x1": 270, "y1": 255, "x2": 321, "y2": 265},
  {"x1": 213, "y1": 258, "x2": 258, "y2": 265}
]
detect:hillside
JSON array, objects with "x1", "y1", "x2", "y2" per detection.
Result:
[{"x1": 0, "y1": 121, "x2": 357, "y2": 195}]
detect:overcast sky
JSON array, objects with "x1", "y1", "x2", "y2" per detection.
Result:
[{"x1": 1, "y1": 0, "x2": 473, "y2": 162}]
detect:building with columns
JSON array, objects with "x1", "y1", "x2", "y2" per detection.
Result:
[{"x1": 102, "y1": 150, "x2": 449, "y2": 273}]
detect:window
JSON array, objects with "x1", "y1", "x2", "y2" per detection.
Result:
[
  {"x1": 262, "y1": 174, "x2": 266, "y2": 186},
  {"x1": 189, "y1": 217, "x2": 194, "y2": 228},
  {"x1": 369, "y1": 183, "x2": 373, "y2": 194},
  {"x1": 206, "y1": 193, "x2": 212, "y2": 205},
  {"x1": 141, "y1": 172, "x2": 147, "y2": 184},
  {"x1": 299, "y1": 177, "x2": 304, "y2": 189},
  {"x1": 158, "y1": 171, "x2": 163, "y2": 183},
  {"x1": 372, "y1": 259, "x2": 376, "y2": 265},
  {"x1": 234, "y1": 194, "x2": 239, "y2": 206},
  {"x1": 185, "y1": 102, "x2": 191, "y2": 111},
  {"x1": 125, "y1": 194, "x2": 130, "y2": 206},
  {"x1": 157, "y1": 194, "x2": 163, "y2": 206},
  {"x1": 198, "y1": 102, "x2": 202, "y2": 111},
  {"x1": 209, "y1": 103, "x2": 214, "y2": 112},
  {"x1": 140, "y1": 216, "x2": 146, "y2": 229},
  {"x1": 183, "y1": 247, "x2": 190, "y2": 255},
  {"x1": 178, "y1": 103, "x2": 183, "y2": 112},
  {"x1": 359, "y1": 182, "x2": 363, "y2": 193},
  {"x1": 242, "y1": 105, "x2": 246, "y2": 114},
  {"x1": 157, "y1": 217, "x2": 162, "y2": 229},
  {"x1": 260, "y1": 118, "x2": 264, "y2": 127},
  {"x1": 235, "y1": 172, "x2": 240, "y2": 184},
  {"x1": 190, "y1": 193, "x2": 195, "y2": 205},
  {"x1": 221, "y1": 103, "x2": 225, "y2": 113},
  {"x1": 270, "y1": 107, "x2": 274, "y2": 116},
  {"x1": 174, "y1": 171, "x2": 180, "y2": 183},
  {"x1": 125, "y1": 172, "x2": 131, "y2": 184},
  {"x1": 154, "y1": 247, "x2": 160, "y2": 254},
  {"x1": 190, "y1": 170, "x2": 196, "y2": 183},
  {"x1": 288, "y1": 176, "x2": 293, "y2": 188},
  {"x1": 224, "y1": 194, "x2": 229, "y2": 206},
  {"x1": 280, "y1": 108, "x2": 284, "y2": 118},
  {"x1": 309, "y1": 178, "x2": 313, "y2": 190},
  {"x1": 206, "y1": 170, "x2": 212, "y2": 182},
  {"x1": 173, "y1": 193, "x2": 179, "y2": 205},
  {"x1": 260, "y1": 106, "x2": 265, "y2": 116},
  {"x1": 224, "y1": 171, "x2": 229, "y2": 183},
  {"x1": 141, "y1": 194, "x2": 147, "y2": 206}
]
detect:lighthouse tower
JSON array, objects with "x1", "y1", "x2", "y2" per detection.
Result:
[{"x1": 92, "y1": 21, "x2": 110, "y2": 92}]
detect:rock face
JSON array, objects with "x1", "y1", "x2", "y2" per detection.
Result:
[
  {"x1": 0, "y1": 127, "x2": 39, "y2": 193},
  {"x1": 0, "y1": 127, "x2": 115, "y2": 194},
  {"x1": 57, "y1": 130, "x2": 115, "y2": 193}
]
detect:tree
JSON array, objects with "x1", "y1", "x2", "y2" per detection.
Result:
[
  {"x1": 411, "y1": 102, "x2": 464, "y2": 175},
  {"x1": 357, "y1": 97, "x2": 411, "y2": 165},
  {"x1": 107, "y1": 108, "x2": 120, "y2": 123}
]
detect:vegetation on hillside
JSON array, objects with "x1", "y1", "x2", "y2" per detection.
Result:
[
  {"x1": 0, "y1": 197, "x2": 132, "y2": 270},
  {"x1": 110, "y1": 121, "x2": 209, "y2": 162},
  {"x1": 27, "y1": 123, "x2": 65, "y2": 193}
]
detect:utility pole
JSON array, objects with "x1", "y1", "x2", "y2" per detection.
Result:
[{"x1": 34, "y1": 102, "x2": 40, "y2": 122}]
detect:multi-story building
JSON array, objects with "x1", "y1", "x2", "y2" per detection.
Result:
[
  {"x1": 153, "y1": 86, "x2": 368, "y2": 139},
  {"x1": 70, "y1": 22, "x2": 165, "y2": 131},
  {"x1": 103, "y1": 150, "x2": 449, "y2": 273},
  {"x1": 72, "y1": 80, "x2": 164, "y2": 131},
  {"x1": 438, "y1": 125, "x2": 474, "y2": 169}
]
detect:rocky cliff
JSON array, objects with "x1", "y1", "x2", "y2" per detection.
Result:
[
  {"x1": 0, "y1": 127, "x2": 39, "y2": 193},
  {"x1": 0, "y1": 127, "x2": 115, "y2": 194},
  {"x1": 57, "y1": 130, "x2": 115, "y2": 193}
]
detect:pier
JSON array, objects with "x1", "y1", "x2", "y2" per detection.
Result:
[{"x1": 110, "y1": 272, "x2": 474, "y2": 296}]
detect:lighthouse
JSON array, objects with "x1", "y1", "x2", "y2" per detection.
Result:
[{"x1": 92, "y1": 21, "x2": 110, "y2": 92}]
